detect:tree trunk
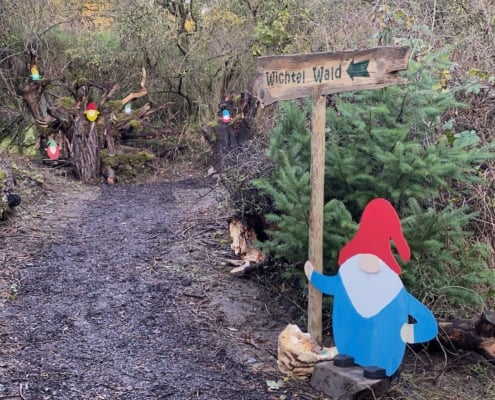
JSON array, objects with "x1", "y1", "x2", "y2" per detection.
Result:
[{"x1": 71, "y1": 117, "x2": 101, "y2": 181}]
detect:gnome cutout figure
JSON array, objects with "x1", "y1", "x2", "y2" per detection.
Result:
[
  {"x1": 84, "y1": 102, "x2": 99, "y2": 122},
  {"x1": 305, "y1": 198, "x2": 438, "y2": 378},
  {"x1": 45, "y1": 139, "x2": 60, "y2": 160}
]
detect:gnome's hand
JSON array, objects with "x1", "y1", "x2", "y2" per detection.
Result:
[
  {"x1": 304, "y1": 261, "x2": 314, "y2": 280},
  {"x1": 400, "y1": 323, "x2": 415, "y2": 343}
]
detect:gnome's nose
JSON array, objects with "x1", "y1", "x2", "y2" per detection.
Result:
[{"x1": 358, "y1": 254, "x2": 381, "y2": 274}]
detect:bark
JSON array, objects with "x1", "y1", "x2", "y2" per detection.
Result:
[
  {"x1": 277, "y1": 324, "x2": 337, "y2": 380},
  {"x1": 71, "y1": 117, "x2": 101, "y2": 181}
]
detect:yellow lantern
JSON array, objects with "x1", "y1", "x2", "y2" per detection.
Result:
[{"x1": 84, "y1": 102, "x2": 99, "y2": 122}]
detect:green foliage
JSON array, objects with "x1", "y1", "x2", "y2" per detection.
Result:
[
  {"x1": 251, "y1": 0, "x2": 312, "y2": 55},
  {"x1": 401, "y1": 198, "x2": 492, "y2": 314},
  {"x1": 253, "y1": 103, "x2": 311, "y2": 261},
  {"x1": 256, "y1": 50, "x2": 494, "y2": 311},
  {"x1": 101, "y1": 149, "x2": 155, "y2": 183},
  {"x1": 254, "y1": 102, "x2": 356, "y2": 273}
]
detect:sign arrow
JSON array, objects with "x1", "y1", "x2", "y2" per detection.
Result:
[{"x1": 347, "y1": 59, "x2": 370, "y2": 80}]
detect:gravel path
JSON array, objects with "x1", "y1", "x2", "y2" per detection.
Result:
[{"x1": 0, "y1": 176, "x2": 313, "y2": 399}]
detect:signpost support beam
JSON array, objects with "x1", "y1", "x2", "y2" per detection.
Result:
[{"x1": 308, "y1": 87, "x2": 326, "y2": 343}]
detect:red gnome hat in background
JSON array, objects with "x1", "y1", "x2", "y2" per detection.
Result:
[{"x1": 338, "y1": 198, "x2": 410, "y2": 275}]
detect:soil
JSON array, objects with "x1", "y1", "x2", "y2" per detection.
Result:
[{"x1": 1, "y1": 158, "x2": 494, "y2": 400}]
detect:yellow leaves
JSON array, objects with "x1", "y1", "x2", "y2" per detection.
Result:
[
  {"x1": 440, "y1": 69, "x2": 451, "y2": 89},
  {"x1": 81, "y1": 2, "x2": 113, "y2": 27},
  {"x1": 468, "y1": 68, "x2": 490, "y2": 81},
  {"x1": 201, "y1": 9, "x2": 245, "y2": 31},
  {"x1": 184, "y1": 16, "x2": 195, "y2": 33}
]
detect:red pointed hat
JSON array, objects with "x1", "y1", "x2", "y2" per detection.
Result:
[
  {"x1": 338, "y1": 198, "x2": 410, "y2": 274},
  {"x1": 87, "y1": 102, "x2": 97, "y2": 110}
]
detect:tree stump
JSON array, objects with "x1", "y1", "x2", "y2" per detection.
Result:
[
  {"x1": 71, "y1": 117, "x2": 101, "y2": 182},
  {"x1": 201, "y1": 92, "x2": 258, "y2": 170}
]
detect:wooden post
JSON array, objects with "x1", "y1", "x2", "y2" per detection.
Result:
[{"x1": 308, "y1": 87, "x2": 326, "y2": 343}]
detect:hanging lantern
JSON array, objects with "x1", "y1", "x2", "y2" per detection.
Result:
[
  {"x1": 124, "y1": 103, "x2": 132, "y2": 114},
  {"x1": 31, "y1": 66, "x2": 41, "y2": 81},
  {"x1": 45, "y1": 139, "x2": 60, "y2": 160},
  {"x1": 85, "y1": 102, "x2": 99, "y2": 122},
  {"x1": 221, "y1": 109, "x2": 231, "y2": 124}
]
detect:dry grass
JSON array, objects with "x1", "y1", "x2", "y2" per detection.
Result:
[{"x1": 382, "y1": 349, "x2": 495, "y2": 400}]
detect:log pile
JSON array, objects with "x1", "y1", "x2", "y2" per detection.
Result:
[{"x1": 16, "y1": 50, "x2": 168, "y2": 183}]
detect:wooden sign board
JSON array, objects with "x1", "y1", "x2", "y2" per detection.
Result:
[{"x1": 253, "y1": 46, "x2": 409, "y2": 106}]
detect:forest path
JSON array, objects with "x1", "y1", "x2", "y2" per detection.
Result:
[{"x1": 0, "y1": 169, "x2": 311, "y2": 400}]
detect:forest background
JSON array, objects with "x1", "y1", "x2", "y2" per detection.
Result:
[{"x1": 1, "y1": 0, "x2": 495, "y2": 339}]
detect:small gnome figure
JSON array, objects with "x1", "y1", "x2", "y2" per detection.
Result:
[
  {"x1": 305, "y1": 198, "x2": 438, "y2": 378},
  {"x1": 31, "y1": 65, "x2": 41, "y2": 81},
  {"x1": 45, "y1": 139, "x2": 60, "y2": 160},
  {"x1": 84, "y1": 102, "x2": 99, "y2": 122}
]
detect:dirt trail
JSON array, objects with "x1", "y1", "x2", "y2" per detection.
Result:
[{"x1": 0, "y1": 173, "x2": 315, "y2": 400}]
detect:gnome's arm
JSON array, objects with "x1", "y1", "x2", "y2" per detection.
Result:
[
  {"x1": 400, "y1": 292, "x2": 438, "y2": 344},
  {"x1": 304, "y1": 261, "x2": 338, "y2": 295}
]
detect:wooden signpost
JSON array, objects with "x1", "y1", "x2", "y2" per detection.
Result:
[{"x1": 253, "y1": 46, "x2": 410, "y2": 343}]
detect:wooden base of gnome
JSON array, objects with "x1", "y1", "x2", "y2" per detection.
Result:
[
  {"x1": 310, "y1": 361, "x2": 391, "y2": 400},
  {"x1": 277, "y1": 324, "x2": 338, "y2": 380}
]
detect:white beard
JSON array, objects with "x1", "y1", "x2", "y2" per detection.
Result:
[{"x1": 339, "y1": 254, "x2": 404, "y2": 318}]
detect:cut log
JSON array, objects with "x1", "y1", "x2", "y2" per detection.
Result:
[
  {"x1": 437, "y1": 310, "x2": 495, "y2": 363},
  {"x1": 16, "y1": 54, "x2": 172, "y2": 183},
  {"x1": 101, "y1": 165, "x2": 116, "y2": 185},
  {"x1": 277, "y1": 324, "x2": 338, "y2": 380},
  {"x1": 228, "y1": 217, "x2": 265, "y2": 265}
]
